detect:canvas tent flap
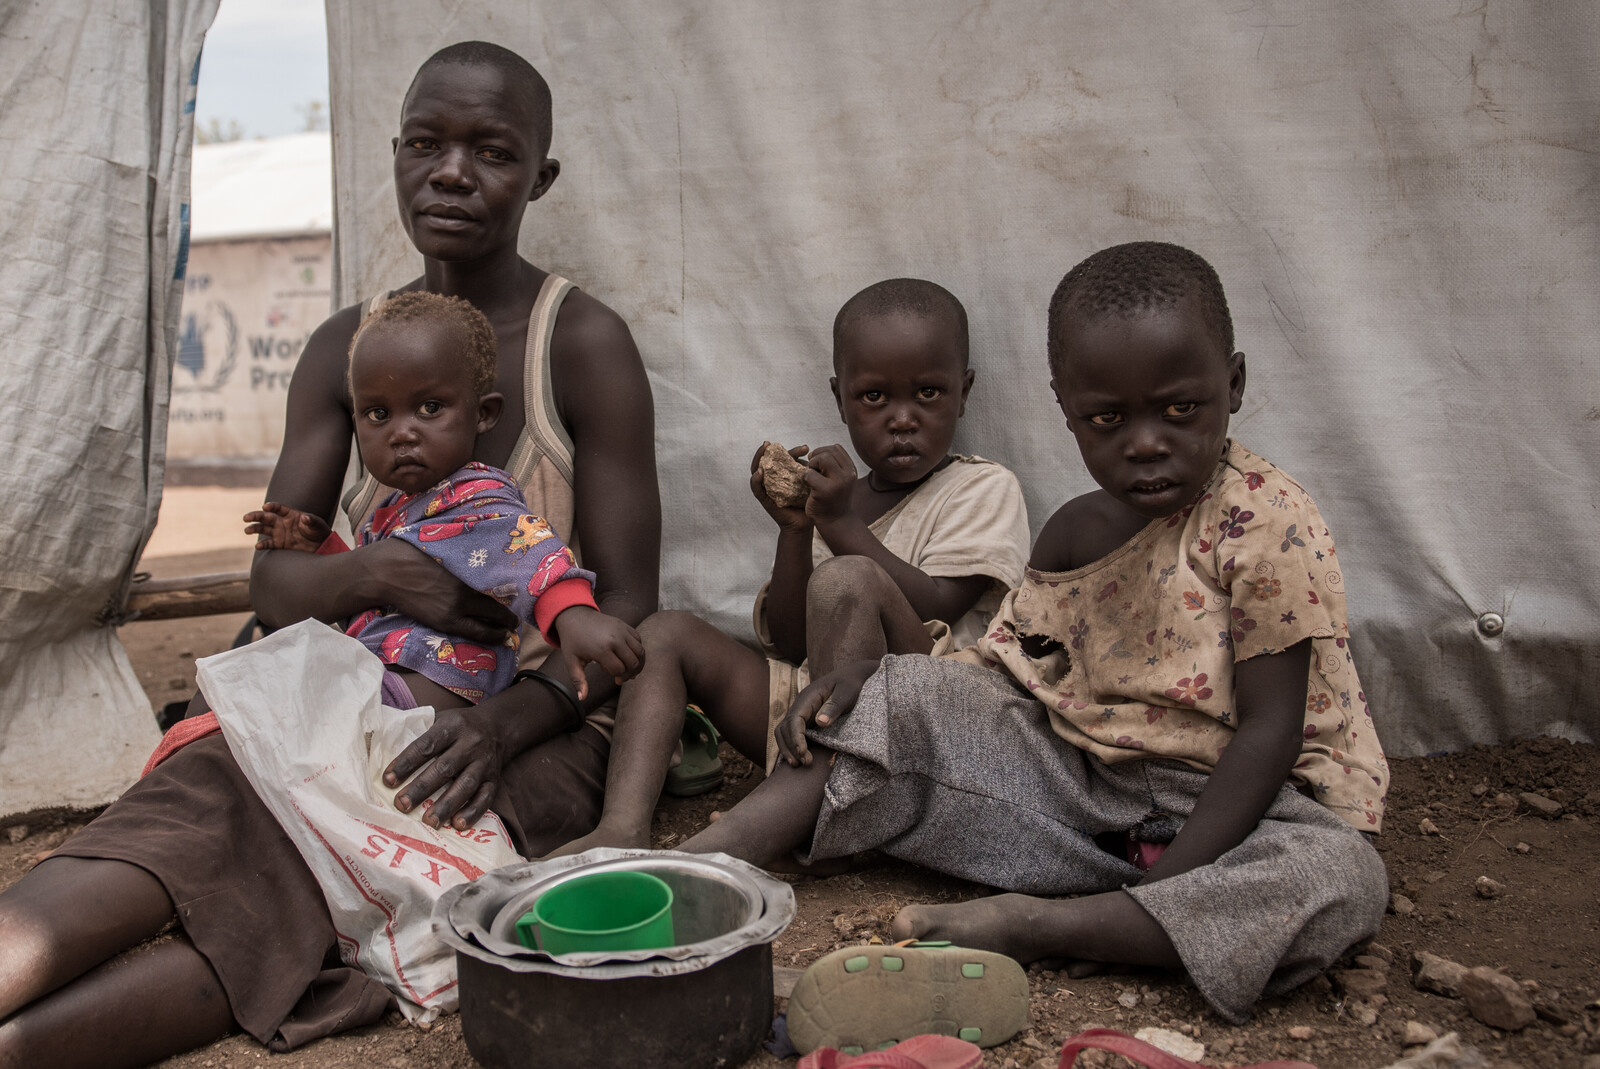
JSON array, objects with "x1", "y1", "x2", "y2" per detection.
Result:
[
  {"x1": 327, "y1": 1, "x2": 1600, "y2": 755},
  {"x1": 0, "y1": 0, "x2": 219, "y2": 815}
]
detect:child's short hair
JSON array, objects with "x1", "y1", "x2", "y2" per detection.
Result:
[
  {"x1": 833, "y1": 278, "x2": 970, "y2": 369},
  {"x1": 1047, "y1": 242, "x2": 1234, "y2": 374},
  {"x1": 407, "y1": 41, "x2": 554, "y2": 158},
  {"x1": 349, "y1": 292, "x2": 498, "y2": 398}
]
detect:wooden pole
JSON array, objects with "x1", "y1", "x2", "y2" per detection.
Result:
[{"x1": 123, "y1": 572, "x2": 252, "y2": 621}]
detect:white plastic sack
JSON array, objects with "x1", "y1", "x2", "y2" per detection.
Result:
[{"x1": 199, "y1": 619, "x2": 521, "y2": 1019}]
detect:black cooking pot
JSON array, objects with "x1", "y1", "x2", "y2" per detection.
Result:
[{"x1": 434, "y1": 850, "x2": 796, "y2": 1069}]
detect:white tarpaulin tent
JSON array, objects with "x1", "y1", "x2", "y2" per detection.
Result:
[
  {"x1": 0, "y1": 0, "x2": 219, "y2": 814},
  {"x1": 327, "y1": 1, "x2": 1599, "y2": 757}
]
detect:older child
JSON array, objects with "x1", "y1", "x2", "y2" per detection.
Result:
[
  {"x1": 245, "y1": 291, "x2": 643, "y2": 711},
  {"x1": 551, "y1": 278, "x2": 1029, "y2": 856},
  {"x1": 686, "y1": 243, "x2": 1389, "y2": 1024}
]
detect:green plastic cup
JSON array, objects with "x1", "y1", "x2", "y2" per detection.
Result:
[{"x1": 515, "y1": 870, "x2": 675, "y2": 956}]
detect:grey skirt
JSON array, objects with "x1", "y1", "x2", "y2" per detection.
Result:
[{"x1": 805, "y1": 654, "x2": 1388, "y2": 1023}]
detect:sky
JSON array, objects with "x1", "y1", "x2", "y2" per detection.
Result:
[{"x1": 193, "y1": 0, "x2": 330, "y2": 141}]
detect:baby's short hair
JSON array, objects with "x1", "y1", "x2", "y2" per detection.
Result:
[
  {"x1": 408, "y1": 41, "x2": 554, "y2": 158},
  {"x1": 832, "y1": 278, "x2": 970, "y2": 370},
  {"x1": 1047, "y1": 242, "x2": 1234, "y2": 373},
  {"x1": 350, "y1": 292, "x2": 498, "y2": 398}
]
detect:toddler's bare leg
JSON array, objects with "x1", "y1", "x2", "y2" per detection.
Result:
[
  {"x1": 679, "y1": 746, "x2": 834, "y2": 867},
  {"x1": 544, "y1": 611, "x2": 771, "y2": 857},
  {"x1": 675, "y1": 558, "x2": 926, "y2": 870},
  {"x1": 888, "y1": 890, "x2": 1179, "y2": 970},
  {"x1": 0, "y1": 855, "x2": 234, "y2": 1068},
  {"x1": 805, "y1": 556, "x2": 932, "y2": 676}
]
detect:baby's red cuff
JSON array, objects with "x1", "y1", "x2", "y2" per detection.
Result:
[
  {"x1": 534, "y1": 578, "x2": 599, "y2": 645},
  {"x1": 315, "y1": 532, "x2": 350, "y2": 555}
]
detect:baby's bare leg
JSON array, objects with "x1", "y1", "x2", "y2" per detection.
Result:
[
  {"x1": 888, "y1": 890, "x2": 1179, "y2": 970},
  {"x1": 544, "y1": 611, "x2": 771, "y2": 857},
  {"x1": 805, "y1": 556, "x2": 932, "y2": 676}
]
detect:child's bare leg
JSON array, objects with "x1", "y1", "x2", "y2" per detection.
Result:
[
  {"x1": 679, "y1": 746, "x2": 834, "y2": 867},
  {"x1": 888, "y1": 889, "x2": 1180, "y2": 970},
  {"x1": 0, "y1": 855, "x2": 235, "y2": 1068},
  {"x1": 805, "y1": 555, "x2": 932, "y2": 675},
  {"x1": 544, "y1": 611, "x2": 771, "y2": 857}
]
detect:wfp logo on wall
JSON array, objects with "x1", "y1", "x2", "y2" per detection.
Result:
[{"x1": 174, "y1": 301, "x2": 238, "y2": 394}]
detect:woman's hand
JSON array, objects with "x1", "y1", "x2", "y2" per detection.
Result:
[
  {"x1": 383, "y1": 703, "x2": 505, "y2": 830},
  {"x1": 774, "y1": 658, "x2": 880, "y2": 767},
  {"x1": 363, "y1": 539, "x2": 519, "y2": 645}
]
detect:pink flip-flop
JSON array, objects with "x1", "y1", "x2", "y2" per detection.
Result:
[
  {"x1": 798, "y1": 1033, "x2": 983, "y2": 1069},
  {"x1": 1058, "y1": 1028, "x2": 1318, "y2": 1069}
]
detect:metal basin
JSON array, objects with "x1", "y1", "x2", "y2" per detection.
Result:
[{"x1": 433, "y1": 848, "x2": 795, "y2": 1068}]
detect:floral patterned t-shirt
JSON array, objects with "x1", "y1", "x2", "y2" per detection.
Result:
[{"x1": 968, "y1": 440, "x2": 1387, "y2": 832}]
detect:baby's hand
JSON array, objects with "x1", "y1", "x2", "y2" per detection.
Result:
[
  {"x1": 750, "y1": 442, "x2": 813, "y2": 532},
  {"x1": 243, "y1": 502, "x2": 331, "y2": 552},
  {"x1": 551, "y1": 605, "x2": 645, "y2": 701}
]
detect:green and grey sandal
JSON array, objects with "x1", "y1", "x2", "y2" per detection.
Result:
[
  {"x1": 786, "y1": 941, "x2": 1030, "y2": 1054},
  {"x1": 663, "y1": 704, "x2": 724, "y2": 797}
]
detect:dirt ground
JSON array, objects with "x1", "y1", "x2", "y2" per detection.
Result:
[{"x1": 2, "y1": 537, "x2": 1595, "y2": 1069}]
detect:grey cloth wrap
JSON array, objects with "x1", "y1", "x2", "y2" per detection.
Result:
[{"x1": 805, "y1": 653, "x2": 1389, "y2": 1023}]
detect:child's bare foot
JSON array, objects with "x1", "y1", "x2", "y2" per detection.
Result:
[
  {"x1": 891, "y1": 889, "x2": 1180, "y2": 971},
  {"x1": 889, "y1": 893, "x2": 1048, "y2": 963},
  {"x1": 537, "y1": 822, "x2": 651, "y2": 860}
]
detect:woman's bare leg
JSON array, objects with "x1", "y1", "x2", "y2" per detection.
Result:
[
  {"x1": 0, "y1": 856, "x2": 174, "y2": 1018},
  {"x1": 0, "y1": 933, "x2": 235, "y2": 1069},
  {"x1": 0, "y1": 856, "x2": 236, "y2": 1068}
]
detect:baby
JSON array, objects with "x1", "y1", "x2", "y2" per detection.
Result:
[
  {"x1": 685, "y1": 242, "x2": 1389, "y2": 1026},
  {"x1": 246, "y1": 290, "x2": 642, "y2": 711}
]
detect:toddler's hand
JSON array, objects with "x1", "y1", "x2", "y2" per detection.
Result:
[
  {"x1": 801, "y1": 444, "x2": 857, "y2": 526},
  {"x1": 750, "y1": 442, "x2": 813, "y2": 532},
  {"x1": 774, "y1": 658, "x2": 879, "y2": 767},
  {"x1": 551, "y1": 605, "x2": 645, "y2": 701},
  {"x1": 244, "y1": 501, "x2": 331, "y2": 552}
]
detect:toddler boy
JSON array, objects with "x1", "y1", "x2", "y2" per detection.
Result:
[{"x1": 550, "y1": 278, "x2": 1029, "y2": 856}]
